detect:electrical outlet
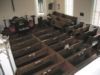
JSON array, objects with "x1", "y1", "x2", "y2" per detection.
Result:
[{"x1": 80, "y1": 12, "x2": 84, "y2": 16}]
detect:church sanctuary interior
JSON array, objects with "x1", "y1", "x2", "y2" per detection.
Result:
[{"x1": 1, "y1": 0, "x2": 100, "y2": 75}]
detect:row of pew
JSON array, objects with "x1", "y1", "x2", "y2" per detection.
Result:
[
  {"x1": 10, "y1": 32, "x2": 76, "y2": 75},
  {"x1": 9, "y1": 12, "x2": 99, "y2": 75}
]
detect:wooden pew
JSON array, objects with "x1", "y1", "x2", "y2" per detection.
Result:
[
  {"x1": 34, "y1": 27, "x2": 54, "y2": 36},
  {"x1": 50, "y1": 41, "x2": 65, "y2": 52},
  {"x1": 10, "y1": 34, "x2": 33, "y2": 44},
  {"x1": 82, "y1": 28, "x2": 98, "y2": 42},
  {"x1": 43, "y1": 33, "x2": 70, "y2": 46},
  {"x1": 9, "y1": 31, "x2": 32, "y2": 39},
  {"x1": 49, "y1": 13, "x2": 77, "y2": 29},
  {"x1": 42, "y1": 36, "x2": 59, "y2": 46},
  {"x1": 11, "y1": 38, "x2": 38, "y2": 51},
  {"x1": 59, "y1": 41, "x2": 82, "y2": 58},
  {"x1": 73, "y1": 25, "x2": 90, "y2": 39},
  {"x1": 15, "y1": 47, "x2": 54, "y2": 68},
  {"x1": 50, "y1": 37, "x2": 82, "y2": 53},
  {"x1": 38, "y1": 30, "x2": 61, "y2": 40},
  {"x1": 36, "y1": 61, "x2": 76, "y2": 75},
  {"x1": 67, "y1": 46, "x2": 95, "y2": 66},
  {"x1": 50, "y1": 17, "x2": 67, "y2": 29},
  {"x1": 52, "y1": 11, "x2": 77, "y2": 25},
  {"x1": 65, "y1": 24, "x2": 84, "y2": 35},
  {"x1": 62, "y1": 37, "x2": 81, "y2": 46},
  {"x1": 17, "y1": 54, "x2": 64, "y2": 75},
  {"x1": 13, "y1": 42, "x2": 43, "y2": 59}
]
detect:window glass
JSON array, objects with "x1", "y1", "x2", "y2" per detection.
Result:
[
  {"x1": 92, "y1": 0, "x2": 100, "y2": 26},
  {"x1": 65, "y1": 0, "x2": 74, "y2": 16},
  {"x1": 38, "y1": 0, "x2": 44, "y2": 13}
]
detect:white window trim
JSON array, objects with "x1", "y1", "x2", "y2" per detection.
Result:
[{"x1": 92, "y1": 0, "x2": 97, "y2": 26}]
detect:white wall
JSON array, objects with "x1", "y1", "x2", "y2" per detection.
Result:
[
  {"x1": 0, "y1": 0, "x2": 52, "y2": 31},
  {"x1": 0, "y1": 0, "x2": 13, "y2": 19},
  {"x1": 0, "y1": 0, "x2": 13, "y2": 31},
  {"x1": 54, "y1": 0, "x2": 65, "y2": 13},
  {"x1": 14, "y1": 0, "x2": 36, "y2": 16},
  {"x1": 0, "y1": 0, "x2": 38, "y2": 31},
  {"x1": 0, "y1": 0, "x2": 36, "y2": 18},
  {"x1": 46, "y1": 0, "x2": 94, "y2": 24},
  {"x1": 0, "y1": 0, "x2": 94, "y2": 31},
  {"x1": 74, "y1": 0, "x2": 94, "y2": 24}
]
